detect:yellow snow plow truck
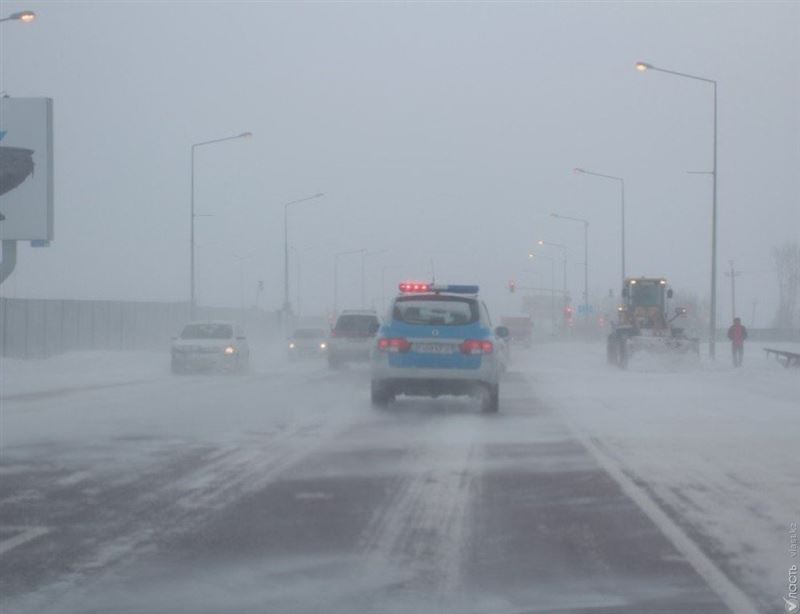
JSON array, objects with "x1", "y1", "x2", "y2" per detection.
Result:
[{"x1": 607, "y1": 277, "x2": 699, "y2": 368}]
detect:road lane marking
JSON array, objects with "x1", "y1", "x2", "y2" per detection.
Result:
[
  {"x1": 0, "y1": 526, "x2": 50, "y2": 555},
  {"x1": 578, "y1": 435, "x2": 760, "y2": 614}
]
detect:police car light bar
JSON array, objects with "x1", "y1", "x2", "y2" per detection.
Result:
[{"x1": 398, "y1": 282, "x2": 479, "y2": 295}]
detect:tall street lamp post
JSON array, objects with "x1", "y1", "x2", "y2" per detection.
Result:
[
  {"x1": 636, "y1": 60, "x2": 719, "y2": 359},
  {"x1": 573, "y1": 168, "x2": 625, "y2": 287},
  {"x1": 283, "y1": 193, "x2": 324, "y2": 317},
  {"x1": 537, "y1": 240, "x2": 568, "y2": 299},
  {"x1": 190, "y1": 131, "x2": 251, "y2": 319},
  {"x1": 552, "y1": 213, "x2": 590, "y2": 319},
  {"x1": 529, "y1": 252, "x2": 557, "y2": 332}
]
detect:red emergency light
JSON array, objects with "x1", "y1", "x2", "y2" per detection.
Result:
[{"x1": 399, "y1": 282, "x2": 431, "y2": 293}]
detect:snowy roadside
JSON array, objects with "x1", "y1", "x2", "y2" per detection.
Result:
[
  {"x1": 518, "y1": 340, "x2": 799, "y2": 610},
  {"x1": 0, "y1": 351, "x2": 171, "y2": 398}
]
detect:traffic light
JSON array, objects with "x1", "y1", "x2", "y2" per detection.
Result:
[{"x1": 508, "y1": 280, "x2": 516, "y2": 293}]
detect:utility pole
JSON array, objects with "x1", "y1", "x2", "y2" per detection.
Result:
[{"x1": 724, "y1": 260, "x2": 742, "y2": 321}]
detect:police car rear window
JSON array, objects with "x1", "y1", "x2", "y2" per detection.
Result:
[{"x1": 393, "y1": 296, "x2": 479, "y2": 326}]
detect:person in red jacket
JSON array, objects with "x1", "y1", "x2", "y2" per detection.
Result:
[{"x1": 727, "y1": 317, "x2": 748, "y2": 367}]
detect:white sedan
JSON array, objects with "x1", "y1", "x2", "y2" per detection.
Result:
[{"x1": 171, "y1": 321, "x2": 250, "y2": 374}]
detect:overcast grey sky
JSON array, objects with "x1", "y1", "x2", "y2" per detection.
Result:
[{"x1": 1, "y1": 1, "x2": 798, "y2": 323}]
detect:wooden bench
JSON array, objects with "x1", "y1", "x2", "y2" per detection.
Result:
[{"x1": 764, "y1": 348, "x2": 800, "y2": 368}]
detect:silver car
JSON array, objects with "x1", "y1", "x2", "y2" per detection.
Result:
[{"x1": 327, "y1": 310, "x2": 380, "y2": 368}]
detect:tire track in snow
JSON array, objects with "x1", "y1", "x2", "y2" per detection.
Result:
[
  {"x1": 23, "y1": 373, "x2": 366, "y2": 599},
  {"x1": 358, "y1": 411, "x2": 481, "y2": 596}
]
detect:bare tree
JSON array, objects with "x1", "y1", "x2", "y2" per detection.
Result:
[{"x1": 773, "y1": 241, "x2": 800, "y2": 329}]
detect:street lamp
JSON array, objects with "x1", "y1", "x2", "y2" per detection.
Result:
[
  {"x1": 283, "y1": 193, "x2": 324, "y2": 317},
  {"x1": 537, "y1": 239, "x2": 568, "y2": 298},
  {"x1": 573, "y1": 167, "x2": 625, "y2": 286},
  {"x1": 552, "y1": 213, "x2": 590, "y2": 319},
  {"x1": 0, "y1": 10, "x2": 36, "y2": 23},
  {"x1": 529, "y1": 252, "x2": 557, "y2": 332},
  {"x1": 636, "y1": 60, "x2": 719, "y2": 359},
  {"x1": 190, "y1": 131, "x2": 252, "y2": 319}
]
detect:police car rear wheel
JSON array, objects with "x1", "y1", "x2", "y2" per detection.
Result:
[{"x1": 481, "y1": 384, "x2": 499, "y2": 413}]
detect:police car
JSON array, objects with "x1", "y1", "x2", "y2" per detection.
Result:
[{"x1": 370, "y1": 282, "x2": 509, "y2": 413}]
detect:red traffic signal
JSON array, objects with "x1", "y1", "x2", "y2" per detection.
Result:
[{"x1": 508, "y1": 280, "x2": 516, "y2": 293}]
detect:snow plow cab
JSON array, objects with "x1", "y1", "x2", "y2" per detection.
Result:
[{"x1": 607, "y1": 277, "x2": 699, "y2": 368}]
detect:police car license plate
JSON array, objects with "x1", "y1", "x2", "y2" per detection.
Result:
[{"x1": 414, "y1": 343, "x2": 454, "y2": 354}]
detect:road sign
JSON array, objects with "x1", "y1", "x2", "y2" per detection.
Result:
[{"x1": 0, "y1": 98, "x2": 54, "y2": 241}]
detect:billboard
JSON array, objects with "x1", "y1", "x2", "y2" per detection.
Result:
[{"x1": 0, "y1": 97, "x2": 53, "y2": 240}]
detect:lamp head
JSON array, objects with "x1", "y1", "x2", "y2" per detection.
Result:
[{"x1": 12, "y1": 10, "x2": 36, "y2": 22}]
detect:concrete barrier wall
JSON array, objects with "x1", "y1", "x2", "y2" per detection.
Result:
[{"x1": 0, "y1": 298, "x2": 281, "y2": 359}]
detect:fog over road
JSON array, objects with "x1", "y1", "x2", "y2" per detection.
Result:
[{"x1": 2, "y1": 343, "x2": 796, "y2": 613}]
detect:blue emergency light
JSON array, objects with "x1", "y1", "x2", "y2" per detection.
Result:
[{"x1": 433, "y1": 284, "x2": 479, "y2": 294}]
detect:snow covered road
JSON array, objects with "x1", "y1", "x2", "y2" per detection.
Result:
[{"x1": 1, "y1": 343, "x2": 796, "y2": 612}]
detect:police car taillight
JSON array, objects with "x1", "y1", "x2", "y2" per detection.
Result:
[
  {"x1": 377, "y1": 337, "x2": 411, "y2": 353},
  {"x1": 459, "y1": 339, "x2": 493, "y2": 354},
  {"x1": 398, "y1": 282, "x2": 431, "y2": 293}
]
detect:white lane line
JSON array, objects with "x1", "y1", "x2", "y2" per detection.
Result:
[
  {"x1": 0, "y1": 526, "x2": 50, "y2": 555},
  {"x1": 578, "y1": 435, "x2": 760, "y2": 614}
]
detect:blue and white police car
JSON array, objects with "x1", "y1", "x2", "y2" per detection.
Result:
[{"x1": 370, "y1": 282, "x2": 509, "y2": 413}]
